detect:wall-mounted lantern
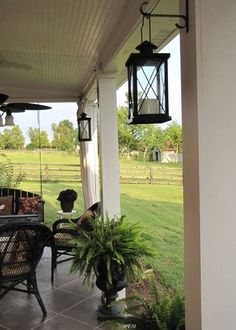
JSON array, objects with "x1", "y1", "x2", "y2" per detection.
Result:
[{"x1": 77, "y1": 101, "x2": 92, "y2": 142}]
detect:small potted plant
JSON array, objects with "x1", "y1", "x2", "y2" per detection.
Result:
[
  {"x1": 70, "y1": 215, "x2": 154, "y2": 320},
  {"x1": 57, "y1": 189, "x2": 78, "y2": 212}
]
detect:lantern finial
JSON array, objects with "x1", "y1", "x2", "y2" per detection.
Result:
[{"x1": 136, "y1": 41, "x2": 157, "y2": 54}]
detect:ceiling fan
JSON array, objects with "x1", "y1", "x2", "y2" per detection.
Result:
[{"x1": 0, "y1": 93, "x2": 51, "y2": 126}]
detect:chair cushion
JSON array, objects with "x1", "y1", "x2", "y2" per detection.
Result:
[
  {"x1": 0, "y1": 196, "x2": 13, "y2": 215},
  {"x1": 17, "y1": 196, "x2": 40, "y2": 214},
  {"x1": 76, "y1": 210, "x2": 94, "y2": 227},
  {"x1": 2, "y1": 264, "x2": 30, "y2": 277}
]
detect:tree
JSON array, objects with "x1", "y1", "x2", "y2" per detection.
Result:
[
  {"x1": 40, "y1": 130, "x2": 50, "y2": 148},
  {"x1": 117, "y1": 106, "x2": 167, "y2": 160},
  {"x1": 1, "y1": 126, "x2": 25, "y2": 149},
  {"x1": 51, "y1": 120, "x2": 77, "y2": 151},
  {"x1": 0, "y1": 153, "x2": 24, "y2": 187},
  {"x1": 137, "y1": 125, "x2": 166, "y2": 160},
  {"x1": 118, "y1": 107, "x2": 138, "y2": 152},
  {"x1": 163, "y1": 121, "x2": 182, "y2": 154},
  {"x1": 27, "y1": 127, "x2": 50, "y2": 149}
]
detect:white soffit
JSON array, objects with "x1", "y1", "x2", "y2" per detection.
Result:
[{"x1": 0, "y1": 0, "x2": 179, "y2": 102}]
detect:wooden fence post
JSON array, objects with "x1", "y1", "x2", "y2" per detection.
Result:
[
  {"x1": 45, "y1": 164, "x2": 49, "y2": 181},
  {"x1": 149, "y1": 166, "x2": 153, "y2": 184},
  {"x1": 19, "y1": 164, "x2": 24, "y2": 179}
]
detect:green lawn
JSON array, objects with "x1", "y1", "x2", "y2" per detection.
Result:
[
  {"x1": 2, "y1": 150, "x2": 184, "y2": 292},
  {"x1": 120, "y1": 184, "x2": 183, "y2": 292},
  {"x1": 1, "y1": 149, "x2": 80, "y2": 163}
]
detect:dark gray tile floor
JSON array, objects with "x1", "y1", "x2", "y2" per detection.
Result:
[{"x1": 0, "y1": 248, "x2": 124, "y2": 330}]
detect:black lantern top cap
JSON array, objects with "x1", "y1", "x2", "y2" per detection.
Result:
[
  {"x1": 136, "y1": 40, "x2": 157, "y2": 54},
  {"x1": 79, "y1": 112, "x2": 88, "y2": 120},
  {"x1": 125, "y1": 41, "x2": 170, "y2": 67}
]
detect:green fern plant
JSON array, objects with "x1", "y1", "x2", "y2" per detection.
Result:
[
  {"x1": 122, "y1": 279, "x2": 185, "y2": 330},
  {"x1": 70, "y1": 215, "x2": 154, "y2": 288}
]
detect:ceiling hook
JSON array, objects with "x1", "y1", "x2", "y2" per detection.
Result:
[
  {"x1": 140, "y1": 0, "x2": 189, "y2": 33},
  {"x1": 140, "y1": 2, "x2": 150, "y2": 18}
]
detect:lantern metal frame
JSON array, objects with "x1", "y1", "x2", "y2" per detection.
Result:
[
  {"x1": 126, "y1": 41, "x2": 171, "y2": 124},
  {"x1": 126, "y1": 1, "x2": 189, "y2": 125}
]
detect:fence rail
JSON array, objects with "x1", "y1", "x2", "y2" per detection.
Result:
[
  {"x1": 13, "y1": 163, "x2": 81, "y2": 182},
  {"x1": 119, "y1": 165, "x2": 182, "y2": 185},
  {"x1": 12, "y1": 163, "x2": 183, "y2": 185}
]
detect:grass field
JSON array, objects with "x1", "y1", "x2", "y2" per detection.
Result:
[
  {"x1": 120, "y1": 183, "x2": 183, "y2": 292},
  {"x1": 2, "y1": 150, "x2": 184, "y2": 292}
]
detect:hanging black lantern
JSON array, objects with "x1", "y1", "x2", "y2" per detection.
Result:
[
  {"x1": 125, "y1": 0, "x2": 189, "y2": 124},
  {"x1": 77, "y1": 112, "x2": 92, "y2": 142},
  {"x1": 126, "y1": 40, "x2": 171, "y2": 124}
]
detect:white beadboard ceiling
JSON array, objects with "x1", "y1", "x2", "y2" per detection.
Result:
[{"x1": 0, "y1": 0, "x2": 179, "y2": 102}]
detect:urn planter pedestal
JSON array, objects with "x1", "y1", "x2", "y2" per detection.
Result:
[{"x1": 96, "y1": 263, "x2": 127, "y2": 320}]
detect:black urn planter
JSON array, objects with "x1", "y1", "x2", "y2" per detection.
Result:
[
  {"x1": 60, "y1": 200, "x2": 74, "y2": 212},
  {"x1": 96, "y1": 262, "x2": 127, "y2": 320}
]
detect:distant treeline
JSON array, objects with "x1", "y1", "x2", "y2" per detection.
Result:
[
  {"x1": 0, "y1": 120, "x2": 77, "y2": 151},
  {"x1": 0, "y1": 107, "x2": 183, "y2": 160}
]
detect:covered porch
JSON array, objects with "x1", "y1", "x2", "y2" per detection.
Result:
[
  {"x1": 1, "y1": 0, "x2": 236, "y2": 329},
  {"x1": 0, "y1": 247, "x2": 113, "y2": 330}
]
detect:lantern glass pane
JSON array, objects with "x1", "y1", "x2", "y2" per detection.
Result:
[
  {"x1": 79, "y1": 120, "x2": 90, "y2": 140},
  {"x1": 136, "y1": 59, "x2": 167, "y2": 116}
]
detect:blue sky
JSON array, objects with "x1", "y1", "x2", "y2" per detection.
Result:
[{"x1": 2, "y1": 35, "x2": 181, "y2": 143}]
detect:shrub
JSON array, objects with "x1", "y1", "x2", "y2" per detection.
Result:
[
  {"x1": 0, "y1": 153, "x2": 24, "y2": 188},
  {"x1": 121, "y1": 279, "x2": 185, "y2": 330}
]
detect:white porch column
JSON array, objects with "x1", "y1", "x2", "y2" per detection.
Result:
[
  {"x1": 180, "y1": 0, "x2": 236, "y2": 329},
  {"x1": 97, "y1": 72, "x2": 120, "y2": 218}
]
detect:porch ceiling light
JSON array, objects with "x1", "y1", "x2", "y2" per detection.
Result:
[
  {"x1": 126, "y1": 1, "x2": 189, "y2": 125},
  {"x1": 0, "y1": 115, "x2": 3, "y2": 127},
  {"x1": 4, "y1": 111, "x2": 15, "y2": 126}
]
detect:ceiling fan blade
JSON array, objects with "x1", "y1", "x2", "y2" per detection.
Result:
[
  {"x1": 7, "y1": 103, "x2": 52, "y2": 110},
  {"x1": 2, "y1": 106, "x2": 25, "y2": 113},
  {"x1": 0, "y1": 94, "x2": 8, "y2": 104}
]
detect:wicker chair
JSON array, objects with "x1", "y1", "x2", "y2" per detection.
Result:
[
  {"x1": 0, "y1": 223, "x2": 52, "y2": 317},
  {"x1": 51, "y1": 202, "x2": 101, "y2": 283}
]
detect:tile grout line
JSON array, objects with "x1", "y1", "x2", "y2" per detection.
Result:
[
  {"x1": 0, "y1": 323, "x2": 11, "y2": 330},
  {"x1": 31, "y1": 295, "x2": 99, "y2": 329},
  {"x1": 53, "y1": 295, "x2": 103, "y2": 328},
  {"x1": 58, "y1": 314, "x2": 95, "y2": 329}
]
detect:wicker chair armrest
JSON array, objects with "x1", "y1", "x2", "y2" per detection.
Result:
[
  {"x1": 53, "y1": 227, "x2": 78, "y2": 236},
  {"x1": 52, "y1": 218, "x2": 71, "y2": 232}
]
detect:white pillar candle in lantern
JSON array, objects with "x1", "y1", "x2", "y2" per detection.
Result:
[{"x1": 139, "y1": 99, "x2": 160, "y2": 115}]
